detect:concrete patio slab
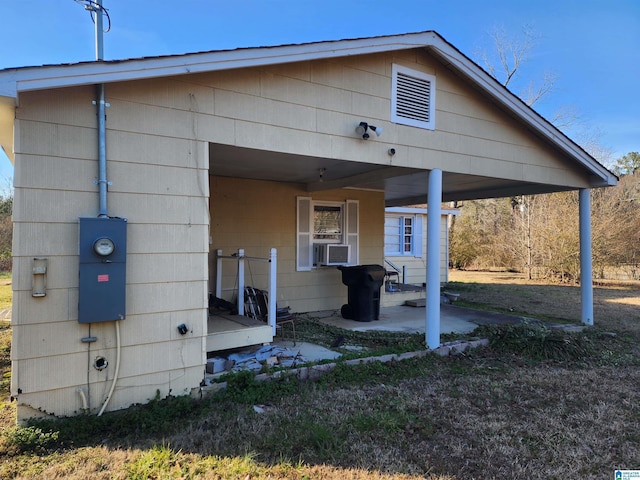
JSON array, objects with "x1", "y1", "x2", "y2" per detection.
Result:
[{"x1": 314, "y1": 303, "x2": 528, "y2": 335}]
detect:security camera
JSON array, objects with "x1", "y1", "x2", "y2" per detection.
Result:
[{"x1": 388, "y1": 148, "x2": 396, "y2": 156}]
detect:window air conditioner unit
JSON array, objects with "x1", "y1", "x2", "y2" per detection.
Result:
[{"x1": 315, "y1": 244, "x2": 350, "y2": 266}]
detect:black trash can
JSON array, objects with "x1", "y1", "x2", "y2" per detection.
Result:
[{"x1": 337, "y1": 264, "x2": 386, "y2": 322}]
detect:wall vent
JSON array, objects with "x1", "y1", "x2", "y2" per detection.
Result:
[{"x1": 391, "y1": 64, "x2": 436, "y2": 130}]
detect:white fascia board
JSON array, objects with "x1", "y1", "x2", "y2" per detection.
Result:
[
  {"x1": 0, "y1": 70, "x2": 18, "y2": 98},
  {"x1": 385, "y1": 206, "x2": 459, "y2": 216},
  {"x1": 0, "y1": 32, "x2": 439, "y2": 97},
  {"x1": 427, "y1": 38, "x2": 617, "y2": 187}
]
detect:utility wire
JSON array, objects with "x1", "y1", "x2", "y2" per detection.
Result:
[{"x1": 74, "y1": 0, "x2": 111, "y2": 32}]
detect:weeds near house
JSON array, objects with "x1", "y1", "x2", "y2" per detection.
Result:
[
  {"x1": 15, "y1": 391, "x2": 214, "y2": 450},
  {"x1": 222, "y1": 369, "x2": 301, "y2": 404}
]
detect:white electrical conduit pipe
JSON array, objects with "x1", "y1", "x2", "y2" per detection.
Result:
[
  {"x1": 76, "y1": 387, "x2": 88, "y2": 411},
  {"x1": 98, "y1": 320, "x2": 121, "y2": 416}
]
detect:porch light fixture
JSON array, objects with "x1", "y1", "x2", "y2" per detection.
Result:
[{"x1": 355, "y1": 121, "x2": 382, "y2": 140}]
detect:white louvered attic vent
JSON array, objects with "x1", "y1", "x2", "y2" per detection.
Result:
[{"x1": 391, "y1": 64, "x2": 436, "y2": 130}]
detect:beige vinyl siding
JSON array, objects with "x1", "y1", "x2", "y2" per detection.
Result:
[
  {"x1": 209, "y1": 176, "x2": 384, "y2": 313},
  {"x1": 106, "y1": 51, "x2": 591, "y2": 189},
  {"x1": 147, "y1": 51, "x2": 587, "y2": 189},
  {"x1": 12, "y1": 86, "x2": 209, "y2": 421}
]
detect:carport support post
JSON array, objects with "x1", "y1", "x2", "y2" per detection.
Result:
[
  {"x1": 268, "y1": 248, "x2": 277, "y2": 335},
  {"x1": 426, "y1": 169, "x2": 442, "y2": 349},
  {"x1": 579, "y1": 188, "x2": 594, "y2": 325},
  {"x1": 238, "y1": 249, "x2": 245, "y2": 316}
]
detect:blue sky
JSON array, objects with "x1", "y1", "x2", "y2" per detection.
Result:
[{"x1": 0, "y1": 0, "x2": 638, "y2": 181}]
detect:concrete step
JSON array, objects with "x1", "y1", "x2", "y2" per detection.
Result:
[
  {"x1": 381, "y1": 287, "x2": 425, "y2": 307},
  {"x1": 404, "y1": 298, "x2": 426, "y2": 307}
]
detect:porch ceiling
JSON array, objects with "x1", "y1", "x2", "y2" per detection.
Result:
[{"x1": 209, "y1": 144, "x2": 570, "y2": 206}]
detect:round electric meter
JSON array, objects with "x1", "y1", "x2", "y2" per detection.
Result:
[{"x1": 93, "y1": 237, "x2": 115, "y2": 256}]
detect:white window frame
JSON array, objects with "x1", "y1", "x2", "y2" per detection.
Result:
[
  {"x1": 384, "y1": 214, "x2": 423, "y2": 258},
  {"x1": 391, "y1": 64, "x2": 436, "y2": 130},
  {"x1": 297, "y1": 197, "x2": 359, "y2": 270}
]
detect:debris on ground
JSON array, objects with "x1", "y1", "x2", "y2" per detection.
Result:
[{"x1": 206, "y1": 344, "x2": 306, "y2": 376}]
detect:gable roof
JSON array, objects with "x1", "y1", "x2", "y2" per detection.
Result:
[{"x1": 0, "y1": 31, "x2": 616, "y2": 188}]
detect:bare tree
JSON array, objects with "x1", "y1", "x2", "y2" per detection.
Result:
[
  {"x1": 592, "y1": 171, "x2": 640, "y2": 279},
  {"x1": 450, "y1": 26, "x2": 622, "y2": 281},
  {"x1": 476, "y1": 25, "x2": 556, "y2": 107},
  {"x1": 476, "y1": 25, "x2": 611, "y2": 161}
]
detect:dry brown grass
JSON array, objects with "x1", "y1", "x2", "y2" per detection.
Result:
[
  {"x1": 448, "y1": 270, "x2": 640, "y2": 331},
  {"x1": 0, "y1": 444, "x2": 442, "y2": 480},
  {"x1": 2, "y1": 271, "x2": 640, "y2": 479}
]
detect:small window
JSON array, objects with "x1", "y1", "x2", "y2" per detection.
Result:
[
  {"x1": 313, "y1": 204, "x2": 343, "y2": 242},
  {"x1": 385, "y1": 214, "x2": 423, "y2": 258},
  {"x1": 403, "y1": 217, "x2": 413, "y2": 253},
  {"x1": 386, "y1": 216, "x2": 413, "y2": 255},
  {"x1": 391, "y1": 64, "x2": 436, "y2": 130},
  {"x1": 297, "y1": 197, "x2": 359, "y2": 271}
]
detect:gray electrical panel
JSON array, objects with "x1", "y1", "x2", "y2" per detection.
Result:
[{"x1": 78, "y1": 217, "x2": 127, "y2": 324}]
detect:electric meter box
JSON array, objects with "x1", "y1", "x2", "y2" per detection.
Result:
[{"x1": 78, "y1": 217, "x2": 127, "y2": 324}]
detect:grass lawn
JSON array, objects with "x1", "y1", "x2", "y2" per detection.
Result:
[
  {"x1": 1, "y1": 271, "x2": 639, "y2": 479},
  {"x1": 0, "y1": 272, "x2": 12, "y2": 311}
]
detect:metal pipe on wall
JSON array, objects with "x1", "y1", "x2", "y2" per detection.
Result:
[
  {"x1": 97, "y1": 82, "x2": 108, "y2": 217},
  {"x1": 95, "y1": 0, "x2": 108, "y2": 217}
]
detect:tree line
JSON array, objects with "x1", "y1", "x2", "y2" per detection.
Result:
[{"x1": 449, "y1": 152, "x2": 640, "y2": 282}]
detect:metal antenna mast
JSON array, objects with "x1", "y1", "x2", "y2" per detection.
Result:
[
  {"x1": 74, "y1": 0, "x2": 111, "y2": 61},
  {"x1": 94, "y1": 0, "x2": 104, "y2": 61}
]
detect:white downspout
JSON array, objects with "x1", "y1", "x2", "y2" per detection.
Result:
[
  {"x1": 426, "y1": 169, "x2": 442, "y2": 349},
  {"x1": 579, "y1": 188, "x2": 594, "y2": 325}
]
